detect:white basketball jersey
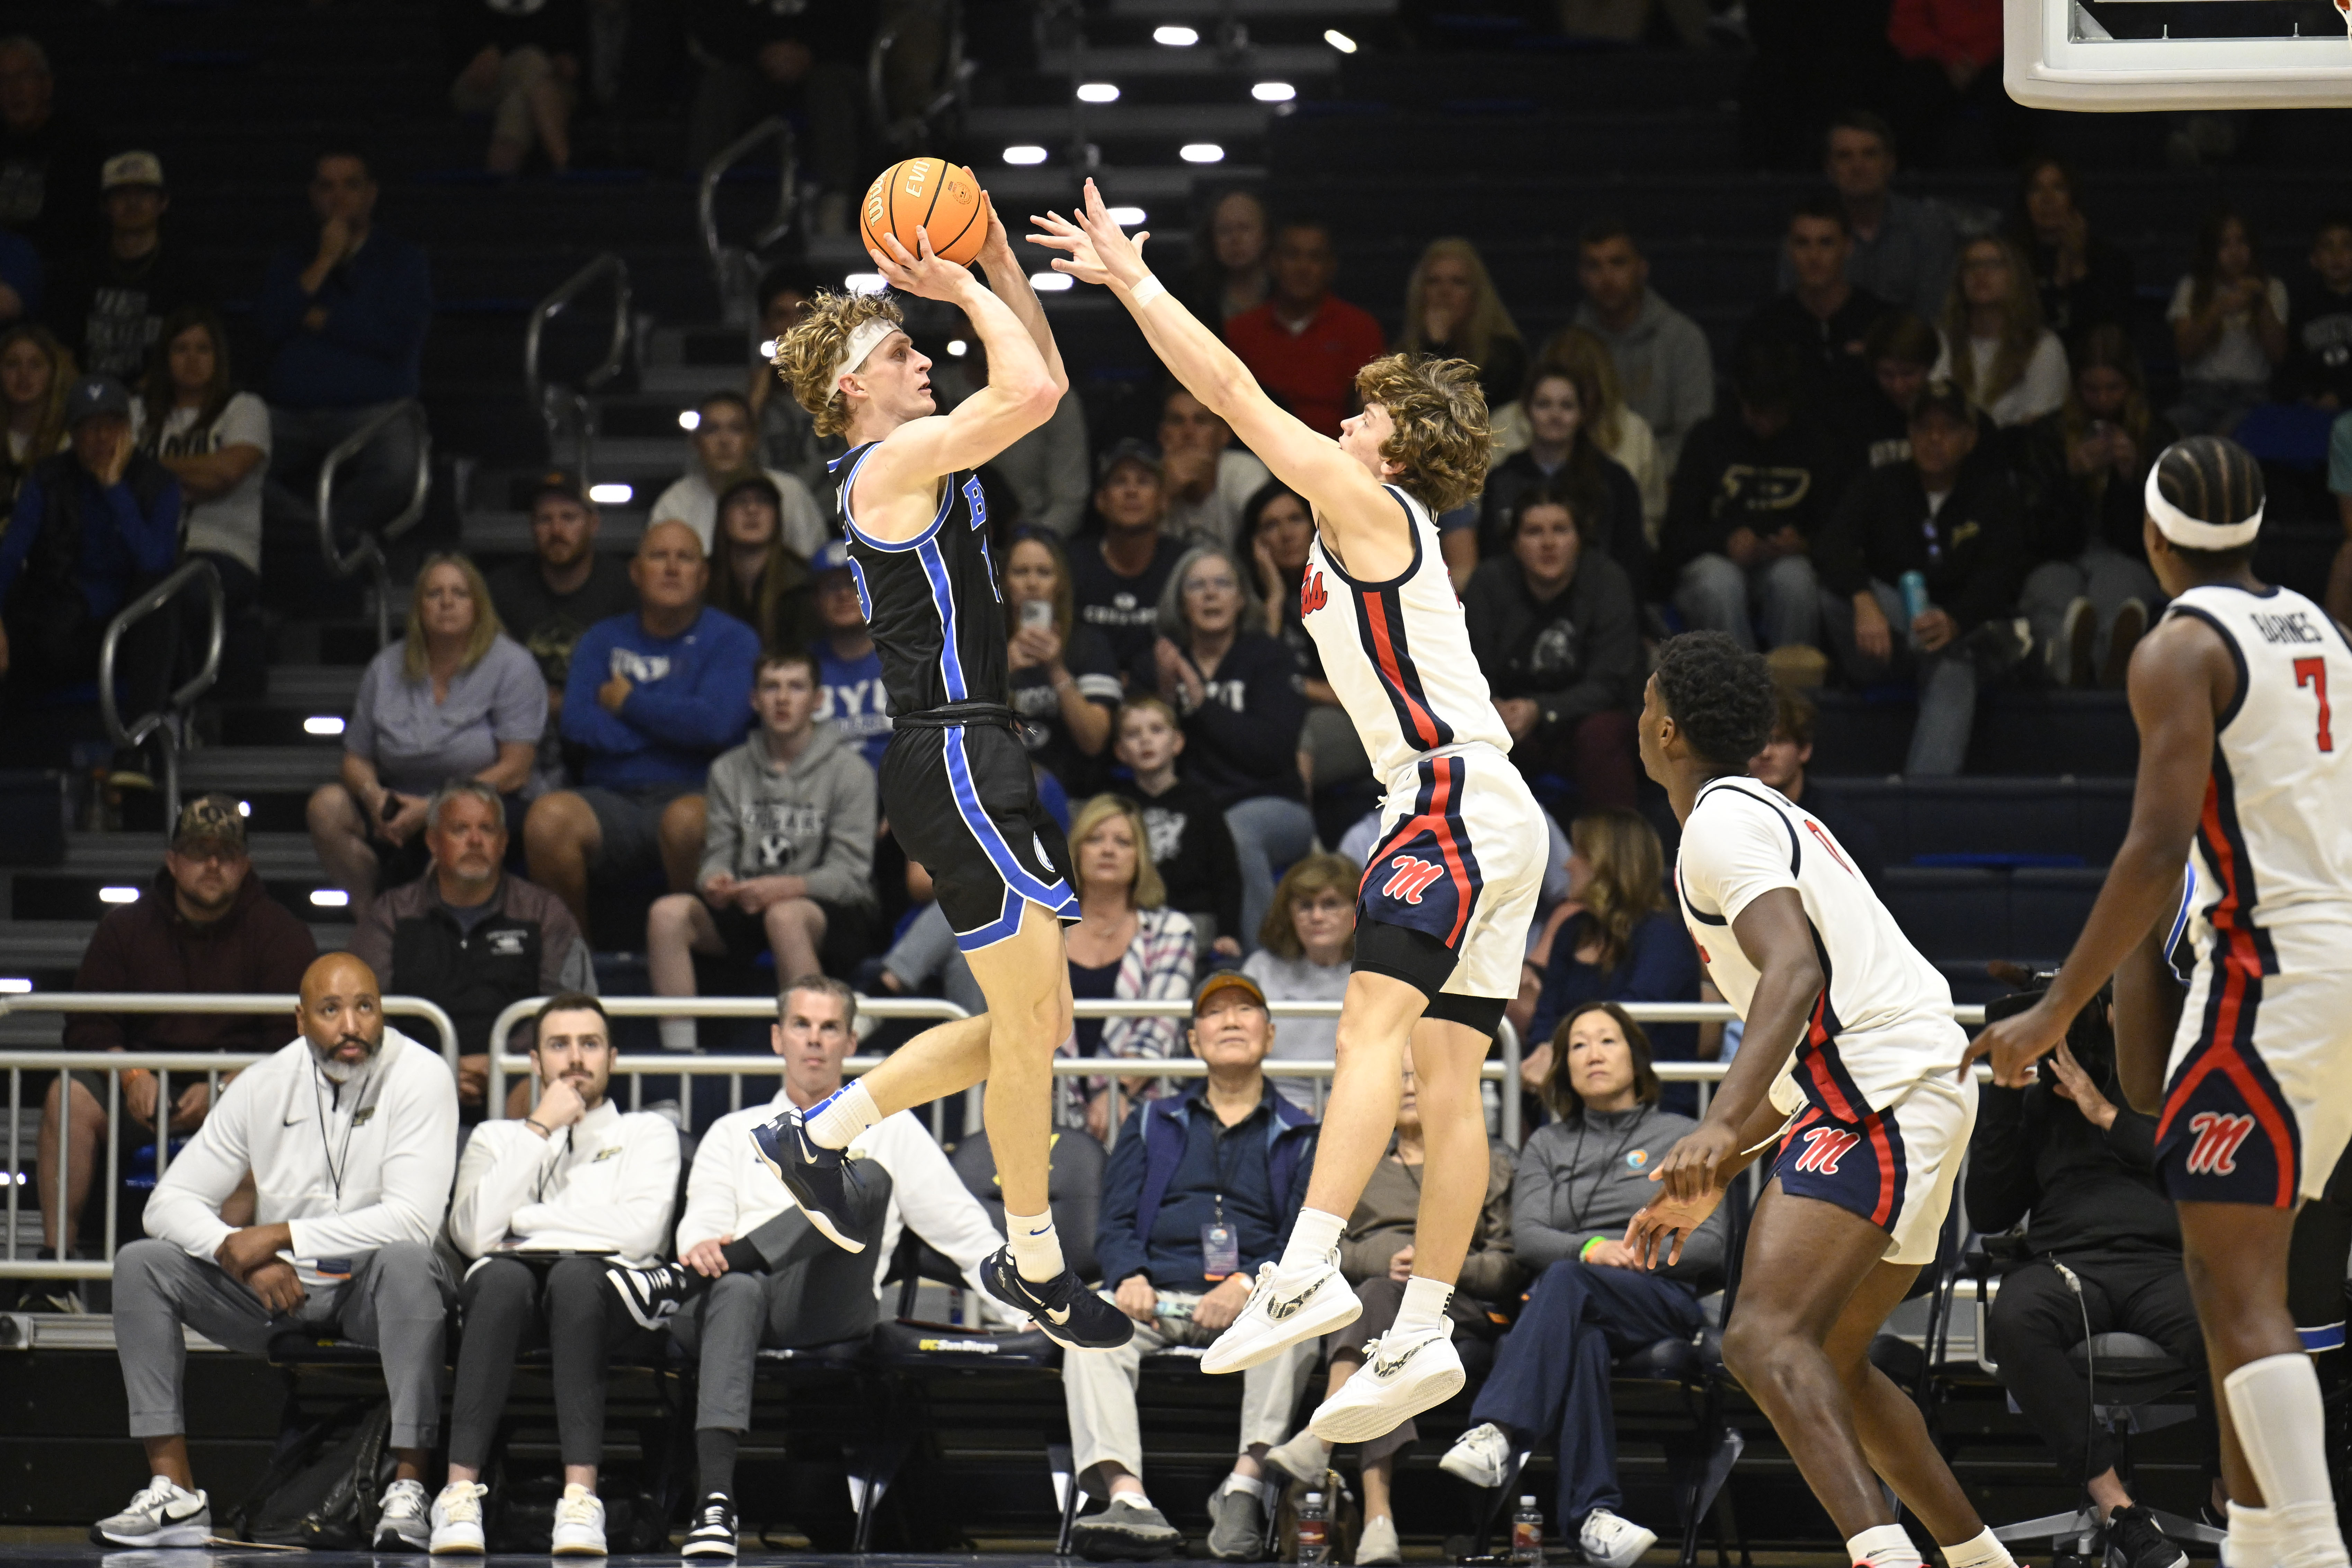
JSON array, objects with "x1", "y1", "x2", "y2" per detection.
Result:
[
  {"x1": 1676, "y1": 779, "x2": 1967, "y2": 1117},
  {"x1": 1300, "y1": 485, "x2": 1512, "y2": 789},
  {"x1": 2166, "y1": 583, "x2": 2352, "y2": 950}
]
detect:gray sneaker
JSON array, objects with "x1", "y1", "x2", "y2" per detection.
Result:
[
  {"x1": 1207, "y1": 1481, "x2": 1269, "y2": 1561},
  {"x1": 91, "y1": 1478, "x2": 211, "y2": 1547},
  {"x1": 1071, "y1": 1495, "x2": 1184, "y2": 1561}
]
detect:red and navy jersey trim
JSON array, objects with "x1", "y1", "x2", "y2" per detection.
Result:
[
  {"x1": 2195, "y1": 750, "x2": 2278, "y2": 976},
  {"x1": 1358, "y1": 752, "x2": 1486, "y2": 946},
  {"x1": 1321, "y1": 490, "x2": 1457, "y2": 753}
]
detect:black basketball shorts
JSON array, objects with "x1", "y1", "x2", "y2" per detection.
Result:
[{"x1": 881, "y1": 718, "x2": 1079, "y2": 952}]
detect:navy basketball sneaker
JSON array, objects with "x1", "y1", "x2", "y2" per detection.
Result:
[
  {"x1": 748, "y1": 1107, "x2": 868, "y2": 1253},
  {"x1": 980, "y1": 1245, "x2": 1135, "y2": 1351}
]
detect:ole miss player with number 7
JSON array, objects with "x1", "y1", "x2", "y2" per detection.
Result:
[
  {"x1": 1974, "y1": 437, "x2": 2352, "y2": 1568},
  {"x1": 1030, "y1": 182, "x2": 1549, "y2": 1443}
]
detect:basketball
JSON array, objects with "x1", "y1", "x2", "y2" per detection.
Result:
[{"x1": 860, "y1": 157, "x2": 988, "y2": 267}]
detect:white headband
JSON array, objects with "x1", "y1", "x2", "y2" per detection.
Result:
[
  {"x1": 2146, "y1": 462, "x2": 2262, "y2": 550},
  {"x1": 832, "y1": 319, "x2": 899, "y2": 391}
]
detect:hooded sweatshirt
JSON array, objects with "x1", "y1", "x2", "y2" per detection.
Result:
[
  {"x1": 66, "y1": 869, "x2": 319, "y2": 1053},
  {"x1": 1512, "y1": 1102, "x2": 1727, "y2": 1287},
  {"x1": 697, "y1": 720, "x2": 879, "y2": 908},
  {"x1": 1463, "y1": 550, "x2": 1643, "y2": 738},
  {"x1": 1572, "y1": 289, "x2": 1718, "y2": 468}
]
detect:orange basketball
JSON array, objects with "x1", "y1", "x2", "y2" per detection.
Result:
[{"x1": 859, "y1": 157, "x2": 988, "y2": 267}]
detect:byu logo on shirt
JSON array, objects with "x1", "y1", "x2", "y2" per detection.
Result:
[{"x1": 611, "y1": 648, "x2": 673, "y2": 684}]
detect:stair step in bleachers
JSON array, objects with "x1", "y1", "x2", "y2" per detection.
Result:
[
  {"x1": 1807, "y1": 777, "x2": 2135, "y2": 869},
  {"x1": 1811, "y1": 690, "x2": 2143, "y2": 779},
  {"x1": 1880, "y1": 866, "x2": 2106, "y2": 964},
  {"x1": 1036, "y1": 44, "x2": 1344, "y2": 79}
]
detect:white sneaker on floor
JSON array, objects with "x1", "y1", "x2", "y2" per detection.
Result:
[
  {"x1": 428, "y1": 1480, "x2": 488, "y2": 1555},
  {"x1": 1438, "y1": 1421, "x2": 1513, "y2": 1489},
  {"x1": 375, "y1": 1477, "x2": 431, "y2": 1551},
  {"x1": 1579, "y1": 1507, "x2": 1658, "y2": 1568},
  {"x1": 1200, "y1": 1253, "x2": 1361, "y2": 1374},
  {"x1": 1356, "y1": 1514, "x2": 1403, "y2": 1565},
  {"x1": 550, "y1": 1484, "x2": 607, "y2": 1556},
  {"x1": 1308, "y1": 1323, "x2": 1464, "y2": 1444},
  {"x1": 90, "y1": 1477, "x2": 210, "y2": 1547}
]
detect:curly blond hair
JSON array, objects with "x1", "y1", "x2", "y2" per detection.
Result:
[
  {"x1": 772, "y1": 290, "x2": 906, "y2": 437},
  {"x1": 1353, "y1": 353, "x2": 1490, "y2": 515}
]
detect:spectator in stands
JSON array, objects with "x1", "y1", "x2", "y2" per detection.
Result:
[
  {"x1": 1110, "y1": 695, "x2": 1244, "y2": 958},
  {"x1": 1225, "y1": 220, "x2": 1387, "y2": 438},
  {"x1": 1741, "y1": 194, "x2": 1888, "y2": 442},
  {"x1": 349, "y1": 781, "x2": 593, "y2": 1114},
  {"x1": 2168, "y1": 208, "x2": 2290, "y2": 436},
  {"x1": 48, "y1": 152, "x2": 213, "y2": 385},
  {"x1": 96, "y1": 952, "x2": 458, "y2": 1554},
  {"x1": 928, "y1": 330, "x2": 1090, "y2": 534},
  {"x1": 647, "y1": 650, "x2": 877, "y2": 1045},
  {"x1": 1067, "y1": 970, "x2": 1318, "y2": 1561},
  {"x1": 1398, "y1": 238, "x2": 1528, "y2": 405},
  {"x1": 2018, "y1": 326, "x2": 2173, "y2": 690},
  {"x1": 256, "y1": 147, "x2": 433, "y2": 585},
  {"x1": 309, "y1": 553, "x2": 543, "y2": 918},
  {"x1": 1571, "y1": 219, "x2": 1715, "y2": 469},
  {"x1": 0, "y1": 322, "x2": 69, "y2": 528},
  {"x1": 807, "y1": 539, "x2": 891, "y2": 772},
  {"x1": 1469, "y1": 365, "x2": 1648, "y2": 591},
  {"x1": 1816, "y1": 381, "x2": 2027, "y2": 776},
  {"x1": 1853, "y1": 310, "x2": 1941, "y2": 471},
  {"x1": 1662, "y1": 341, "x2": 1838, "y2": 659},
  {"x1": 684, "y1": 0, "x2": 871, "y2": 232},
  {"x1": 1886, "y1": 0, "x2": 2017, "y2": 168},
  {"x1": 2008, "y1": 154, "x2": 2135, "y2": 346},
  {"x1": 0, "y1": 224, "x2": 34, "y2": 326},
  {"x1": 1161, "y1": 385, "x2": 1270, "y2": 547},
  {"x1": 134, "y1": 307, "x2": 268, "y2": 685},
  {"x1": 1071, "y1": 438, "x2": 1188, "y2": 677},
  {"x1": 1438, "y1": 1003, "x2": 1725, "y2": 1568},
  {"x1": 1965, "y1": 990, "x2": 2217, "y2": 1568},
  {"x1": 527, "y1": 520, "x2": 760, "y2": 930},
  {"x1": 489, "y1": 471, "x2": 639, "y2": 793},
  {"x1": 1062, "y1": 793, "x2": 1198, "y2": 1137},
  {"x1": 1937, "y1": 234, "x2": 2068, "y2": 429},
  {"x1": 1791, "y1": 111, "x2": 1954, "y2": 324},
  {"x1": 747, "y1": 262, "x2": 834, "y2": 493},
  {"x1": 0, "y1": 36, "x2": 100, "y2": 255},
  {"x1": 1466, "y1": 478, "x2": 1643, "y2": 810},
  {"x1": 1188, "y1": 188, "x2": 1272, "y2": 327},
  {"x1": 675, "y1": 977, "x2": 1007, "y2": 1557},
  {"x1": 1261, "y1": 1062, "x2": 1516, "y2": 1563},
  {"x1": 1235, "y1": 480, "x2": 1335, "y2": 705},
  {"x1": 32, "y1": 796, "x2": 316, "y2": 1283},
  {"x1": 1240, "y1": 853, "x2": 1355, "y2": 1110},
  {"x1": 2282, "y1": 214, "x2": 2352, "y2": 411},
  {"x1": 653, "y1": 391, "x2": 825, "y2": 559},
  {"x1": 445, "y1": 0, "x2": 584, "y2": 175},
  {"x1": 430, "y1": 994, "x2": 678, "y2": 1557},
  {"x1": 1747, "y1": 689, "x2": 1883, "y2": 884},
  {"x1": 709, "y1": 471, "x2": 818, "y2": 653},
  {"x1": 1497, "y1": 328, "x2": 1669, "y2": 552},
  {"x1": 1005, "y1": 528, "x2": 1120, "y2": 792},
  {"x1": 1151, "y1": 542, "x2": 1311, "y2": 955}
]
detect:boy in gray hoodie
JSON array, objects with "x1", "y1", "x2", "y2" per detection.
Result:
[{"x1": 647, "y1": 651, "x2": 879, "y2": 1052}]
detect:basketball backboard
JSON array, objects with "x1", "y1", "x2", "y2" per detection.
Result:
[{"x1": 2005, "y1": 0, "x2": 2352, "y2": 110}]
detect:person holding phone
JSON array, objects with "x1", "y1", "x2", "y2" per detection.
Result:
[{"x1": 1004, "y1": 527, "x2": 1123, "y2": 793}]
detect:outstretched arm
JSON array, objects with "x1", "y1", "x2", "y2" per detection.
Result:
[{"x1": 972, "y1": 195, "x2": 1067, "y2": 399}]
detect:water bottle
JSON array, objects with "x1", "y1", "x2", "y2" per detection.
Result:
[
  {"x1": 1510, "y1": 1496, "x2": 1544, "y2": 1566},
  {"x1": 1898, "y1": 570, "x2": 1931, "y2": 627},
  {"x1": 1297, "y1": 1491, "x2": 1329, "y2": 1566}
]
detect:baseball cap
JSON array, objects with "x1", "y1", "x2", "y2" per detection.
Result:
[
  {"x1": 64, "y1": 375, "x2": 131, "y2": 427},
  {"x1": 529, "y1": 467, "x2": 588, "y2": 506},
  {"x1": 813, "y1": 538, "x2": 854, "y2": 575},
  {"x1": 101, "y1": 150, "x2": 164, "y2": 191},
  {"x1": 1192, "y1": 969, "x2": 1268, "y2": 1016},
  {"x1": 1095, "y1": 437, "x2": 1163, "y2": 485},
  {"x1": 171, "y1": 794, "x2": 248, "y2": 856},
  {"x1": 1910, "y1": 380, "x2": 1974, "y2": 429}
]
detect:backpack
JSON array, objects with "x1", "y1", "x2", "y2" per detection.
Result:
[{"x1": 229, "y1": 1397, "x2": 393, "y2": 1549}]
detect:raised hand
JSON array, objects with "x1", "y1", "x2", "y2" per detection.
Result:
[
  {"x1": 870, "y1": 227, "x2": 977, "y2": 305},
  {"x1": 1028, "y1": 180, "x2": 1152, "y2": 292}
]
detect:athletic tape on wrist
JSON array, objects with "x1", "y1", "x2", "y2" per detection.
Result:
[
  {"x1": 2146, "y1": 461, "x2": 2262, "y2": 550},
  {"x1": 1129, "y1": 275, "x2": 1167, "y2": 310}
]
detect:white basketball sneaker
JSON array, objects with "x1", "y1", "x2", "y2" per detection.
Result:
[
  {"x1": 428, "y1": 1480, "x2": 488, "y2": 1554},
  {"x1": 1200, "y1": 1251, "x2": 1360, "y2": 1375},
  {"x1": 549, "y1": 1484, "x2": 607, "y2": 1556},
  {"x1": 1309, "y1": 1322, "x2": 1465, "y2": 1444}
]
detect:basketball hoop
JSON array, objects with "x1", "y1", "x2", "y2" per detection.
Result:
[{"x1": 2005, "y1": 0, "x2": 2352, "y2": 109}]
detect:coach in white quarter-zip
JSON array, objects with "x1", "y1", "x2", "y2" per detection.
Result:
[
  {"x1": 96, "y1": 953, "x2": 460, "y2": 1553},
  {"x1": 429, "y1": 994, "x2": 681, "y2": 1558}
]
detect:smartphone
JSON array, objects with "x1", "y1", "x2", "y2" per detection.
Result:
[{"x1": 1019, "y1": 598, "x2": 1053, "y2": 631}]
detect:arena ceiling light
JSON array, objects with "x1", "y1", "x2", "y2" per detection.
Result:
[
  {"x1": 1030, "y1": 272, "x2": 1075, "y2": 292},
  {"x1": 99, "y1": 887, "x2": 138, "y2": 905},
  {"x1": 303, "y1": 715, "x2": 345, "y2": 736},
  {"x1": 1180, "y1": 143, "x2": 1226, "y2": 163},
  {"x1": 677, "y1": 409, "x2": 701, "y2": 430},
  {"x1": 844, "y1": 271, "x2": 887, "y2": 294},
  {"x1": 1324, "y1": 28, "x2": 1358, "y2": 51},
  {"x1": 0, "y1": 978, "x2": 30, "y2": 995},
  {"x1": 1153, "y1": 24, "x2": 1198, "y2": 44},
  {"x1": 947, "y1": 339, "x2": 969, "y2": 357},
  {"x1": 1076, "y1": 82, "x2": 1120, "y2": 103},
  {"x1": 311, "y1": 889, "x2": 350, "y2": 909},
  {"x1": 588, "y1": 482, "x2": 632, "y2": 505},
  {"x1": 1003, "y1": 144, "x2": 1048, "y2": 165},
  {"x1": 1253, "y1": 81, "x2": 1296, "y2": 102},
  {"x1": 1107, "y1": 206, "x2": 1147, "y2": 226}
]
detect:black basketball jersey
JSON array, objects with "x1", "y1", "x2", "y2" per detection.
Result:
[{"x1": 831, "y1": 440, "x2": 1008, "y2": 719}]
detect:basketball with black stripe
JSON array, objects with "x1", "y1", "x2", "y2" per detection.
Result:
[{"x1": 859, "y1": 157, "x2": 987, "y2": 266}]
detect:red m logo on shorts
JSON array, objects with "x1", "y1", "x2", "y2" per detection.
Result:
[
  {"x1": 1300, "y1": 570, "x2": 1328, "y2": 616},
  {"x1": 1792, "y1": 1126, "x2": 1861, "y2": 1175},
  {"x1": 2185, "y1": 1111, "x2": 2259, "y2": 1176},
  {"x1": 1381, "y1": 856, "x2": 1446, "y2": 905}
]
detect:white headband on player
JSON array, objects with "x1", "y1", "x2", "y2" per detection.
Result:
[
  {"x1": 833, "y1": 319, "x2": 899, "y2": 389},
  {"x1": 2145, "y1": 462, "x2": 2262, "y2": 550}
]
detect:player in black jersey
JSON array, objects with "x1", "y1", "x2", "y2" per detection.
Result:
[{"x1": 747, "y1": 198, "x2": 1131, "y2": 1351}]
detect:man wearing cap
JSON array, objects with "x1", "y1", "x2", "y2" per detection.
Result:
[
  {"x1": 47, "y1": 150, "x2": 213, "y2": 383},
  {"x1": 488, "y1": 470, "x2": 639, "y2": 795},
  {"x1": 24, "y1": 794, "x2": 318, "y2": 1306},
  {"x1": 1064, "y1": 971, "x2": 1321, "y2": 1560},
  {"x1": 807, "y1": 537, "x2": 892, "y2": 772},
  {"x1": 1814, "y1": 378, "x2": 2029, "y2": 775},
  {"x1": 1069, "y1": 438, "x2": 1191, "y2": 681},
  {"x1": 648, "y1": 390, "x2": 825, "y2": 560}
]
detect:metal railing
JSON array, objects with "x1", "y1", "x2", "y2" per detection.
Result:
[
  {"x1": 98, "y1": 557, "x2": 224, "y2": 824},
  {"x1": 524, "y1": 252, "x2": 633, "y2": 481},
  {"x1": 316, "y1": 399, "x2": 433, "y2": 649},
  {"x1": 698, "y1": 117, "x2": 796, "y2": 328}
]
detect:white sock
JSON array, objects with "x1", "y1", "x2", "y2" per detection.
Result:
[
  {"x1": 1280, "y1": 1208, "x2": 1346, "y2": 1272},
  {"x1": 803, "y1": 1081, "x2": 880, "y2": 1149},
  {"x1": 1113, "y1": 1487, "x2": 1153, "y2": 1512},
  {"x1": 1848, "y1": 1524, "x2": 1925, "y2": 1568},
  {"x1": 1006, "y1": 1207, "x2": 1066, "y2": 1283},
  {"x1": 1395, "y1": 1275, "x2": 1454, "y2": 1334},
  {"x1": 2226, "y1": 1354, "x2": 2350, "y2": 1568},
  {"x1": 658, "y1": 1017, "x2": 696, "y2": 1054},
  {"x1": 1941, "y1": 1527, "x2": 2015, "y2": 1568},
  {"x1": 1220, "y1": 1472, "x2": 1272, "y2": 1505},
  {"x1": 2225, "y1": 1502, "x2": 2278, "y2": 1568}
]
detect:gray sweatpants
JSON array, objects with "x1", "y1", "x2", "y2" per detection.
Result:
[{"x1": 113, "y1": 1237, "x2": 456, "y2": 1449}]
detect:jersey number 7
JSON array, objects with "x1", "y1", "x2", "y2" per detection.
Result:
[{"x1": 2296, "y1": 657, "x2": 2335, "y2": 753}]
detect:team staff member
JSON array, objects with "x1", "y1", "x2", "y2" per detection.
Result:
[
  {"x1": 428, "y1": 995, "x2": 682, "y2": 1557},
  {"x1": 93, "y1": 954, "x2": 459, "y2": 1553}
]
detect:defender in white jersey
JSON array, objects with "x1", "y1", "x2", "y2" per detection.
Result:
[
  {"x1": 1628, "y1": 632, "x2": 2013, "y2": 1568},
  {"x1": 1033, "y1": 185, "x2": 1547, "y2": 1447},
  {"x1": 1977, "y1": 439, "x2": 2352, "y2": 1568}
]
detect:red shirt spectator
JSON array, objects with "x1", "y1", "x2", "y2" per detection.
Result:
[
  {"x1": 1889, "y1": 0, "x2": 2000, "y2": 69},
  {"x1": 1224, "y1": 222, "x2": 1387, "y2": 438}
]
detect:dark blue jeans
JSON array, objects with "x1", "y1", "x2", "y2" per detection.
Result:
[{"x1": 1468, "y1": 1258, "x2": 1702, "y2": 1525}]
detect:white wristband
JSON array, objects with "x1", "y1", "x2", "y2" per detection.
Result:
[{"x1": 1129, "y1": 275, "x2": 1166, "y2": 311}]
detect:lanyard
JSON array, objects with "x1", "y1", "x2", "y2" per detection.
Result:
[{"x1": 1563, "y1": 1107, "x2": 1646, "y2": 1236}]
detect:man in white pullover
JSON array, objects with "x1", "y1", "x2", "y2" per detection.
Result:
[
  {"x1": 429, "y1": 993, "x2": 683, "y2": 1557},
  {"x1": 668, "y1": 977, "x2": 1006, "y2": 1560},
  {"x1": 96, "y1": 953, "x2": 460, "y2": 1552}
]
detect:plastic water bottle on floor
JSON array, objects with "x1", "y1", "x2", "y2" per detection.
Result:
[
  {"x1": 1510, "y1": 1496, "x2": 1544, "y2": 1566},
  {"x1": 1297, "y1": 1491, "x2": 1329, "y2": 1565}
]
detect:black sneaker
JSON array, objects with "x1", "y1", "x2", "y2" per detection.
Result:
[
  {"x1": 2106, "y1": 1504, "x2": 2189, "y2": 1568},
  {"x1": 681, "y1": 1493, "x2": 737, "y2": 1560},
  {"x1": 979, "y1": 1246, "x2": 1134, "y2": 1351},
  {"x1": 748, "y1": 1107, "x2": 868, "y2": 1253}
]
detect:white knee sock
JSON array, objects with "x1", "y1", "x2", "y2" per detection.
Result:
[
  {"x1": 658, "y1": 1017, "x2": 696, "y2": 1054},
  {"x1": 1006, "y1": 1208, "x2": 1066, "y2": 1283},
  {"x1": 803, "y1": 1081, "x2": 879, "y2": 1149},
  {"x1": 2225, "y1": 1501, "x2": 2279, "y2": 1568},
  {"x1": 1279, "y1": 1209, "x2": 1346, "y2": 1272},
  {"x1": 1394, "y1": 1275, "x2": 1454, "y2": 1335},
  {"x1": 1848, "y1": 1524, "x2": 1925, "y2": 1568},
  {"x1": 2225, "y1": 1354, "x2": 2350, "y2": 1568},
  {"x1": 1941, "y1": 1527, "x2": 2015, "y2": 1568}
]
